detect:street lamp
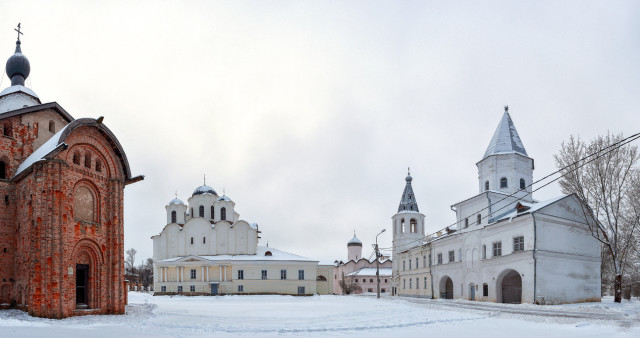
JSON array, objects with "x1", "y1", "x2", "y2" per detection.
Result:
[{"x1": 376, "y1": 229, "x2": 386, "y2": 299}]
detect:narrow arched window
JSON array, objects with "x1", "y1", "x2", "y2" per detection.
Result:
[
  {"x1": 3, "y1": 122, "x2": 11, "y2": 137},
  {"x1": 210, "y1": 206, "x2": 215, "y2": 219},
  {"x1": 73, "y1": 151, "x2": 81, "y2": 165},
  {"x1": 221, "y1": 207, "x2": 226, "y2": 220},
  {"x1": 477, "y1": 214, "x2": 481, "y2": 225},
  {"x1": 199, "y1": 205, "x2": 204, "y2": 217},
  {"x1": 485, "y1": 181, "x2": 489, "y2": 191},
  {"x1": 500, "y1": 177, "x2": 508, "y2": 188},
  {"x1": 401, "y1": 219, "x2": 405, "y2": 233},
  {"x1": 190, "y1": 237, "x2": 194, "y2": 245},
  {"x1": 520, "y1": 178, "x2": 525, "y2": 190},
  {"x1": 171, "y1": 211, "x2": 176, "y2": 223},
  {"x1": 0, "y1": 161, "x2": 6, "y2": 179},
  {"x1": 84, "y1": 152, "x2": 91, "y2": 168},
  {"x1": 48, "y1": 120, "x2": 55, "y2": 133},
  {"x1": 464, "y1": 218, "x2": 469, "y2": 228},
  {"x1": 95, "y1": 160, "x2": 102, "y2": 173},
  {"x1": 410, "y1": 219, "x2": 417, "y2": 233}
]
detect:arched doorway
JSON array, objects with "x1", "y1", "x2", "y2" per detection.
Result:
[
  {"x1": 72, "y1": 240, "x2": 104, "y2": 310},
  {"x1": 469, "y1": 283, "x2": 476, "y2": 301},
  {"x1": 439, "y1": 276, "x2": 454, "y2": 299},
  {"x1": 499, "y1": 270, "x2": 522, "y2": 303}
]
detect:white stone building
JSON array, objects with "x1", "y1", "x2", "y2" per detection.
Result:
[
  {"x1": 392, "y1": 107, "x2": 601, "y2": 304},
  {"x1": 152, "y1": 184, "x2": 318, "y2": 295},
  {"x1": 332, "y1": 234, "x2": 392, "y2": 295}
]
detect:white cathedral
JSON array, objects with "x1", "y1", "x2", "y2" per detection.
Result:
[
  {"x1": 152, "y1": 184, "x2": 319, "y2": 295},
  {"x1": 392, "y1": 107, "x2": 601, "y2": 304}
]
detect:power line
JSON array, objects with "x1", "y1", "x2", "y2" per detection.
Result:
[{"x1": 378, "y1": 132, "x2": 640, "y2": 251}]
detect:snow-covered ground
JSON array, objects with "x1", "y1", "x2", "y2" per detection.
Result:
[{"x1": 1, "y1": 293, "x2": 638, "y2": 337}]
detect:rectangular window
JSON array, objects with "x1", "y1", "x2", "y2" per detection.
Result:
[
  {"x1": 437, "y1": 253, "x2": 442, "y2": 265},
  {"x1": 493, "y1": 241, "x2": 502, "y2": 257},
  {"x1": 297, "y1": 286, "x2": 305, "y2": 295},
  {"x1": 409, "y1": 259, "x2": 412, "y2": 270},
  {"x1": 423, "y1": 256, "x2": 426, "y2": 268},
  {"x1": 238, "y1": 270, "x2": 244, "y2": 280},
  {"x1": 161, "y1": 285, "x2": 166, "y2": 292},
  {"x1": 190, "y1": 285, "x2": 195, "y2": 292},
  {"x1": 178, "y1": 285, "x2": 183, "y2": 293},
  {"x1": 483, "y1": 283, "x2": 488, "y2": 297},
  {"x1": 190, "y1": 269, "x2": 196, "y2": 279},
  {"x1": 403, "y1": 260, "x2": 406, "y2": 271},
  {"x1": 261, "y1": 270, "x2": 268, "y2": 280},
  {"x1": 403, "y1": 279, "x2": 406, "y2": 289},
  {"x1": 298, "y1": 270, "x2": 304, "y2": 280},
  {"x1": 513, "y1": 236, "x2": 524, "y2": 252},
  {"x1": 482, "y1": 245, "x2": 487, "y2": 259},
  {"x1": 416, "y1": 278, "x2": 418, "y2": 290},
  {"x1": 238, "y1": 285, "x2": 244, "y2": 292},
  {"x1": 416, "y1": 258, "x2": 419, "y2": 269},
  {"x1": 424, "y1": 277, "x2": 427, "y2": 289},
  {"x1": 448, "y1": 250, "x2": 455, "y2": 263},
  {"x1": 409, "y1": 278, "x2": 412, "y2": 289},
  {"x1": 203, "y1": 237, "x2": 206, "y2": 244},
  {"x1": 280, "y1": 269, "x2": 287, "y2": 280}
]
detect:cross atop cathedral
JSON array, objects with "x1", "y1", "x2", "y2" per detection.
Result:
[
  {"x1": 175, "y1": 191, "x2": 178, "y2": 199},
  {"x1": 504, "y1": 105, "x2": 509, "y2": 112},
  {"x1": 14, "y1": 23, "x2": 23, "y2": 41},
  {"x1": 203, "y1": 174, "x2": 206, "y2": 185},
  {"x1": 407, "y1": 167, "x2": 410, "y2": 176}
]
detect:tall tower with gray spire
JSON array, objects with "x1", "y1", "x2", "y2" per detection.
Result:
[{"x1": 391, "y1": 170, "x2": 425, "y2": 293}]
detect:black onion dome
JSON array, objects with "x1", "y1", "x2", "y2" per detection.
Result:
[{"x1": 6, "y1": 40, "x2": 30, "y2": 86}]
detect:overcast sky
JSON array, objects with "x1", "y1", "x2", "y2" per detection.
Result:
[{"x1": 2, "y1": 1, "x2": 639, "y2": 264}]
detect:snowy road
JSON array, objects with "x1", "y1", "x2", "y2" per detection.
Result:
[{"x1": 0, "y1": 293, "x2": 638, "y2": 337}]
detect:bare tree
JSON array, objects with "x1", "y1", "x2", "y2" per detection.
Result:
[
  {"x1": 125, "y1": 248, "x2": 137, "y2": 274},
  {"x1": 555, "y1": 134, "x2": 640, "y2": 303},
  {"x1": 338, "y1": 272, "x2": 361, "y2": 295}
]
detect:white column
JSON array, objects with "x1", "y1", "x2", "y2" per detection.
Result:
[
  {"x1": 219, "y1": 266, "x2": 222, "y2": 281},
  {"x1": 163, "y1": 267, "x2": 166, "y2": 282},
  {"x1": 206, "y1": 266, "x2": 209, "y2": 282},
  {"x1": 181, "y1": 267, "x2": 185, "y2": 282},
  {"x1": 201, "y1": 266, "x2": 205, "y2": 282}
]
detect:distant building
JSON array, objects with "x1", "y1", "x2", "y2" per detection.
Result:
[
  {"x1": 392, "y1": 107, "x2": 601, "y2": 304},
  {"x1": 0, "y1": 35, "x2": 142, "y2": 318},
  {"x1": 152, "y1": 184, "x2": 318, "y2": 295},
  {"x1": 333, "y1": 234, "x2": 392, "y2": 295}
]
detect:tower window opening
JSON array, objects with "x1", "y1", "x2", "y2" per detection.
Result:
[
  {"x1": 84, "y1": 152, "x2": 92, "y2": 168},
  {"x1": 190, "y1": 237, "x2": 194, "y2": 245},
  {"x1": 171, "y1": 211, "x2": 176, "y2": 223},
  {"x1": 464, "y1": 218, "x2": 469, "y2": 228},
  {"x1": 221, "y1": 207, "x2": 226, "y2": 221},
  {"x1": 95, "y1": 160, "x2": 102, "y2": 172},
  {"x1": 477, "y1": 214, "x2": 481, "y2": 225},
  {"x1": 49, "y1": 120, "x2": 55, "y2": 133},
  {"x1": 410, "y1": 219, "x2": 417, "y2": 233},
  {"x1": 485, "y1": 181, "x2": 489, "y2": 191},
  {"x1": 73, "y1": 151, "x2": 81, "y2": 165},
  {"x1": 500, "y1": 177, "x2": 508, "y2": 188},
  {"x1": 199, "y1": 205, "x2": 204, "y2": 217},
  {"x1": 520, "y1": 178, "x2": 525, "y2": 190},
  {"x1": 210, "y1": 205, "x2": 215, "y2": 219},
  {"x1": 401, "y1": 219, "x2": 405, "y2": 233},
  {"x1": 2, "y1": 122, "x2": 11, "y2": 137}
]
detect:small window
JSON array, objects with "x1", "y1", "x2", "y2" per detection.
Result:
[
  {"x1": 199, "y1": 205, "x2": 204, "y2": 217},
  {"x1": 190, "y1": 269, "x2": 196, "y2": 279},
  {"x1": 84, "y1": 152, "x2": 91, "y2": 168},
  {"x1": 520, "y1": 178, "x2": 526, "y2": 190},
  {"x1": 297, "y1": 286, "x2": 305, "y2": 295},
  {"x1": 190, "y1": 237, "x2": 194, "y2": 245},
  {"x1": 298, "y1": 270, "x2": 304, "y2": 280},
  {"x1": 48, "y1": 120, "x2": 55, "y2": 133},
  {"x1": 403, "y1": 260, "x2": 406, "y2": 271},
  {"x1": 482, "y1": 245, "x2": 487, "y2": 259},
  {"x1": 493, "y1": 241, "x2": 502, "y2": 257},
  {"x1": 514, "y1": 236, "x2": 524, "y2": 252},
  {"x1": 238, "y1": 270, "x2": 244, "y2": 280},
  {"x1": 403, "y1": 279, "x2": 406, "y2": 289},
  {"x1": 221, "y1": 207, "x2": 226, "y2": 220},
  {"x1": 238, "y1": 285, "x2": 244, "y2": 292},
  {"x1": 190, "y1": 285, "x2": 195, "y2": 292},
  {"x1": 409, "y1": 278, "x2": 412, "y2": 289},
  {"x1": 385, "y1": 279, "x2": 387, "y2": 283},
  {"x1": 265, "y1": 251, "x2": 273, "y2": 256},
  {"x1": 0, "y1": 161, "x2": 6, "y2": 179},
  {"x1": 381, "y1": 288, "x2": 386, "y2": 293},
  {"x1": 464, "y1": 218, "x2": 469, "y2": 228},
  {"x1": 500, "y1": 177, "x2": 508, "y2": 188},
  {"x1": 73, "y1": 151, "x2": 81, "y2": 165},
  {"x1": 161, "y1": 286, "x2": 166, "y2": 292},
  {"x1": 355, "y1": 279, "x2": 358, "y2": 283},
  {"x1": 483, "y1": 283, "x2": 488, "y2": 297},
  {"x1": 437, "y1": 253, "x2": 442, "y2": 265},
  {"x1": 416, "y1": 257, "x2": 419, "y2": 268},
  {"x1": 2, "y1": 122, "x2": 11, "y2": 137},
  {"x1": 178, "y1": 285, "x2": 183, "y2": 293},
  {"x1": 485, "y1": 181, "x2": 489, "y2": 191},
  {"x1": 95, "y1": 160, "x2": 102, "y2": 172},
  {"x1": 410, "y1": 219, "x2": 417, "y2": 233},
  {"x1": 423, "y1": 255, "x2": 426, "y2": 268},
  {"x1": 171, "y1": 211, "x2": 176, "y2": 223},
  {"x1": 409, "y1": 259, "x2": 412, "y2": 270},
  {"x1": 424, "y1": 277, "x2": 427, "y2": 289},
  {"x1": 210, "y1": 206, "x2": 215, "y2": 219},
  {"x1": 368, "y1": 288, "x2": 373, "y2": 292},
  {"x1": 261, "y1": 270, "x2": 268, "y2": 279},
  {"x1": 281, "y1": 269, "x2": 287, "y2": 280},
  {"x1": 401, "y1": 219, "x2": 405, "y2": 233},
  {"x1": 477, "y1": 214, "x2": 481, "y2": 225},
  {"x1": 203, "y1": 237, "x2": 206, "y2": 244},
  {"x1": 448, "y1": 250, "x2": 455, "y2": 263}
]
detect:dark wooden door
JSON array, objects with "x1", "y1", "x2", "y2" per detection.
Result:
[{"x1": 76, "y1": 264, "x2": 89, "y2": 306}]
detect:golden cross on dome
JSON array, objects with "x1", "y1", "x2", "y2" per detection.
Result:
[{"x1": 15, "y1": 23, "x2": 23, "y2": 41}]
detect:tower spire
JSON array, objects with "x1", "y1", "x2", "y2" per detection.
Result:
[
  {"x1": 6, "y1": 23, "x2": 31, "y2": 87},
  {"x1": 398, "y1": 170, "x2": 419, "y2": 213},
  {"x1": 482, "y1": 106, "x2": 527, "y2": 160}
]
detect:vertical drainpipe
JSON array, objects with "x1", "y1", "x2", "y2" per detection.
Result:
[
  {"x1": 429, "y1": 243, "x2": 434, "y2": 299},
  {"x1": 532, "y1": 213, "x2": 538, "y2": 304}
]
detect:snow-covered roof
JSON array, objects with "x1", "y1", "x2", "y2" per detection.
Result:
[
  {"x1": 159, "y1": 246, "x2": 317, "y2": 263},
  {"x1": 492, "y1": 195, "x2": 568, "y2": 223},
  {"x1": 346, "y1": 267, "x2": 392, "y2": 277},
  {"x1": 249, "y1": 223, "x2": 258, "y2": 230},
  {"x1": 192, "y1": 185, "x2": 218, "y2": 196},
  {"x1": 347, "y1": 235, "x2": 362, "y2": 245},
  {"x1": 168, "y1": 198, "x2": 184, "y2": 205},
  {"x1": 483, "y1": 111, "x2": 528, "y2": 160},
  {"x1": 0, "y1": 85, "x2": 41, "y2": 113},
  {"x1": 217, "y1": 195, "x2": 232, "y2": 202},
  {"x1": 14, "y1": 124, "x2": 69, "y2": 177}
]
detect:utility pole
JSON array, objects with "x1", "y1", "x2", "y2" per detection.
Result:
[{"x1": 376, "y1": 229, "x2": 386, "y2": 299}]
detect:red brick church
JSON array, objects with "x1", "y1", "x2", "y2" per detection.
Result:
[{"x1": 0, "y1": 32, "x2": 142, "y2": 318}]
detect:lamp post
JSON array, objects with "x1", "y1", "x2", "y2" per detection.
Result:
[{"x1": 376, "y1": 229, "x2": 386, "y2": 299}]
